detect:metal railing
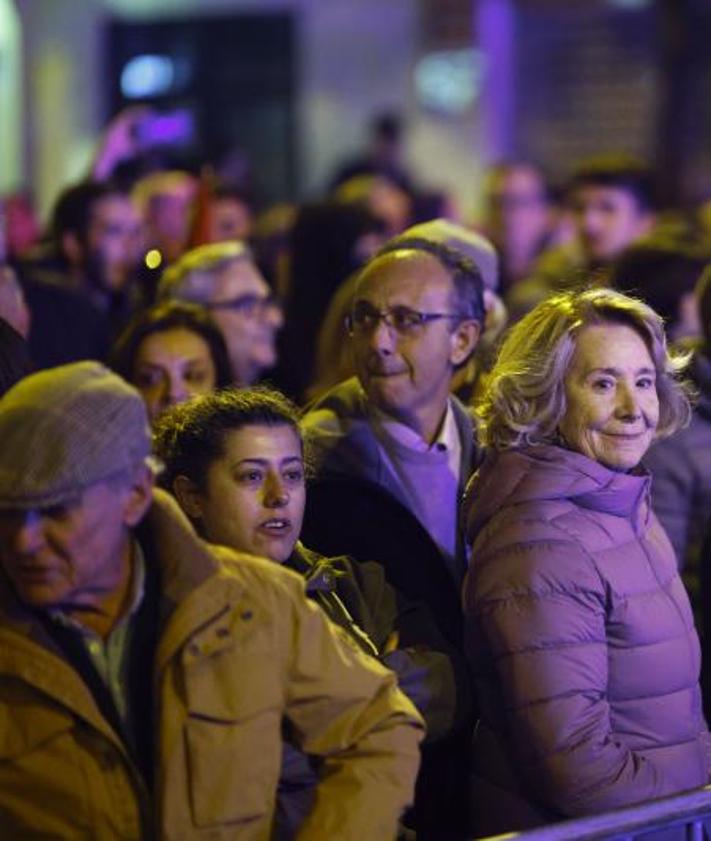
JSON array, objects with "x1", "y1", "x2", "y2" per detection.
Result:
[{"x1": 485, "y1": 786, "x2": 711, "y2": 841}]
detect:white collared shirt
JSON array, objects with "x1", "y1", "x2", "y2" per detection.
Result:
[
  {"x1": 371, "y1": 401, "x2": 462, "y2": 481},
  {"x1": 368, "y1": 401, "x2": 462, "y2": 569}
]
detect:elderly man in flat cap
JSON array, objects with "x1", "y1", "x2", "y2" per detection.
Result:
[{"x1": 0, "y1": 361, "x2": 423, "y2": 839}]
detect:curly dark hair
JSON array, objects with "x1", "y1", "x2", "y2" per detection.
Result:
[{"x1": 153, "y1": 385, "x2": 301, "y2": 492}]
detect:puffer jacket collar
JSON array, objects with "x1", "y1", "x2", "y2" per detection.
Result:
[{"x1": 465, "y1": 443, "x2": 651, "y2": 545}]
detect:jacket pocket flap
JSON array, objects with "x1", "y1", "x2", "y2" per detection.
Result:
[
  {"x1": 185, "y1": 715, "x2": 281, "y2": 827},
  {"x1": 0, "y1": 702, "x2": 73, "y2": 759},
  {"x1": 184, "y1": 646, "x2": 283, "y2": 723}
]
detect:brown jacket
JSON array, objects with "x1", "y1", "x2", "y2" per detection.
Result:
[{"x1": 0, "y1": 490, "x2": 424, "y2": 839}]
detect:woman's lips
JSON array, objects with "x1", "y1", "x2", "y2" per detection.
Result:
[{"x1": 257, "y1": 518, "x2": 292, "y2": 537}]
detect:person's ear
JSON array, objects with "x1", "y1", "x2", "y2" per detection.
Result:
[
  {"x1": 449, "y1": 319, "x2": 481, "y2": 367},
  {"x1": 172, "y1": 474, "x2": 204, "y2": 521},
  {"x1": 122, "y1": 463, "x2": 155, "y2": 528}
]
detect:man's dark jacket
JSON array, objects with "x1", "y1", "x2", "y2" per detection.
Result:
[{"x1": 300, "y1": 378, "x2": 482, "y2": 839}]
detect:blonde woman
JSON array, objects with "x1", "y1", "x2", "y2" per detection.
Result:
[{"x1": 463, "y1": 288, "x2": 709, "y2": 836}]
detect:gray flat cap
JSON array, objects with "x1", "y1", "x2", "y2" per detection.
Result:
[
  {"x1": 0, "y1": 361, "x2": 151, "y2": 508},
  {"x1": 392, "y1": 218, "x2": 499, "y2": 291}
]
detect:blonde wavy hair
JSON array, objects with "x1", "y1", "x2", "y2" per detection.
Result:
[{"x1": 476, "y1": 288, "x2": 691, "y2": 451}]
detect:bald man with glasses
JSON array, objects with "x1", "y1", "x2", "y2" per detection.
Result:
[
  {"x1": 158, "y1": 241, "x2": 283, "y2": 385},
  {"x1": 301, "y1": 235, "x2": 485, "y2": 839}
]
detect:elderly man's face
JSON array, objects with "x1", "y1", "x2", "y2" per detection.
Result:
[
  {"x1": 206, "y1": 260, "x2": 284, "y2": 385},
  {"x1": 558, "y1": 323, "x2": 659, "y2": 471},
  {"x1": 350, "y1": 251, "x2": 478, "y2": 440},
  {"x1": 0, "y1": 476, "x2": 150, "y2": 616}
]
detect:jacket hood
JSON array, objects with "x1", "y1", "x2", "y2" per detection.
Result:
[{"x1": 464, "y1": 443, "x2": 651, "y2": 546}]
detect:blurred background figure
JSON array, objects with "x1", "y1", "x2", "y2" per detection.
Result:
[
  {"x1": 252, "y1": 202, "x2": 298, "y2": 294},
  {"x1": 611, "y1": 238, "x2": 709, "y2": 343},
  {"x1": 570, "y1": 155, "x2": 658, "y2": 267},
  {"x1": 110, "y1": 300, "x2": 232, "y2": 423},
  {"x1": 331, "y1": 111, "x2": 412, "y2": 194},
  {"x1": 480, "y1": 161, "x2": 557, "y2": 294},
  {"x1": 508, "y1": 154, "x2": 660, "y2": 320},
  {"x1": 202, "y1": 184, "x2": 255, "y2": 244},
  {"x1": 0, "y1": 317, "x2": 32, "y2": 397},
  {"x1": 188, "y1": 173, "x2": 256, "y2": 249},
  {"x1": 334, "y1": 173, "x2": 413, "y2": 238},
  {"x1": 14, "y1": 180, "x2": 144, "y2": 367},
  {"x1": 3, "y1": 192, "x2": 40, "y2": 265},
  {"x1": 23, "y1": 180, "x2": 144, "y2": 322},
  {"x1": 0, "y1": 265, "x2": 30, "y2": 340},
  {"x1": 644, "y1": 262, "x2": 711, "y2": 609},
  {"x1": 132, "y1": 170, "x2": 197, "y2": 267},
  {"x1": 158, "y1": 241, "x2": 283, "y2": 386},
  {"x1": 274, "y1": 200, "x2": 386, "y2": 402}
]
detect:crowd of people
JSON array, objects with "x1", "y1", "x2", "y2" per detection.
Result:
[{"x1": 2, "y1": 107, "x2": 711, "y2": 840}]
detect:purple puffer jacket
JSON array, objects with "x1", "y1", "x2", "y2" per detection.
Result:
[{"x1": 463, "y1": 444, "x2": 711, "y2": 837}]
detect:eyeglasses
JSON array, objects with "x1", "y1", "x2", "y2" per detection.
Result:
[
  {"x1": 345, "y1": 301, "x2": 465, "y2": 336},
  {"x1": 206, "y1": 294, "x2": 280, "y2": 318}
]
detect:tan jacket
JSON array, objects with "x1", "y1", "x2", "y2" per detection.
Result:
[{"x1": 0, "y1": 490, "x2": 424, "y2": 839}]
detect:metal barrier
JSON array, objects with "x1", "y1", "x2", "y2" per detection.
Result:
[{"x1": 484, "y1": 786, "x2": 711, "y2": 841}]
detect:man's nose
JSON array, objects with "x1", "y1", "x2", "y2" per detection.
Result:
[
  {"x1": 367, "y1": 315, "x2": 396, "y2": 353},
  {"x1": 11, "y1": 511, "x2": 45, "y2": 554}
]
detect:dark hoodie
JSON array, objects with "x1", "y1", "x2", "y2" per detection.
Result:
[
  {"x1": 645, "y1": 345, "x2": 711, "y2": 577},
  {"x1": 463, "y1": 443, "x2": 710, "y2": 837}
]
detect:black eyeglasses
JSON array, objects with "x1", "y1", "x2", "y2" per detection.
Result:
[
  {"x1": 345, "y1": 301, "x2": 465, "y2": 335},
  {"x1": 206, "y1": 294, "x2": 279, "y2": 317}
]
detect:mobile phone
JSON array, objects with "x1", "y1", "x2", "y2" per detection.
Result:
[{"x1": 135, "y1": 110, "x2": 195, "y2": 149}]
